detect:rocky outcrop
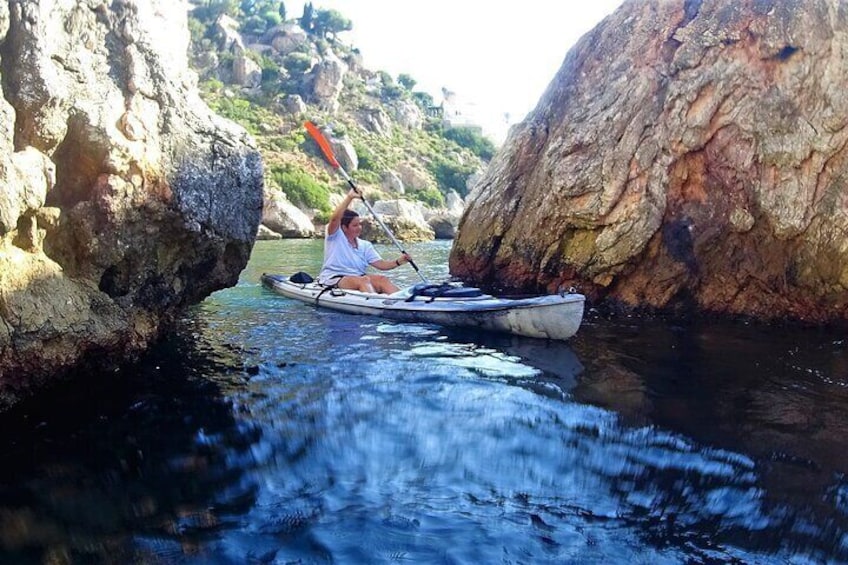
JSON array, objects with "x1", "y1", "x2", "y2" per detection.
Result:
[
  {"x1": 428, "y1": 214, "x2": 458, "y2": 240},
  {"x1": 390, "y1": 100, "x2": 423, "y2": 130},
  {"x1": 262, "y1": 190, "x2": 315, "y2": 238},
  {"x1": 267, "y1": 23, "x2": 310, "y2": 55},
  {"x1": 358, "y1": 199, "x2": 434, "y2": 243},
  {"x1": 451, "y1": 0, "x2": 848, "y2": 323},
  {"x1": 305, "y1": 52, "x2": 347, "y2": 112},
  {"x1": 381, "y1": 171, "x2": 404, "y2": 194},
  {"x1": 426, "y1": 190, "x2": 465, "y2": 239},
  {"x1": 360, "y1": 216, "x2": 434, "y2": 244},
  {"x1": 233, "y1": 48, "x2": 262, "y2": 88},
  {"x1": 0, "y1": 0, "x2": 263, "y2": 408},
  {"x1": 257, "y1": 224, "x2": 283, "y2": 240}
]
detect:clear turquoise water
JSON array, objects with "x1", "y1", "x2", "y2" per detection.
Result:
[{"x1": 0, "y1": 239, "x2": 847, "y2": 563}]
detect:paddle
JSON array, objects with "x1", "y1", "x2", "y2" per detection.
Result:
[{"x1": 304, "y1": 120, "x2": 428, "y2": 284}]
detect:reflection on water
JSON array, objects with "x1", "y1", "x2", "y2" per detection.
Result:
[{"x1": 0, "y1": 240, "x2": 846, "y2": 563}]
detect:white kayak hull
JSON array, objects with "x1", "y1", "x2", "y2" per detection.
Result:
[{"x1": 261, "y1": 274, "x2": 585, "y2": 340}]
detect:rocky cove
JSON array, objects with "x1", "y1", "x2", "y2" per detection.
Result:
[
  {"x1": 1, "y1": 1, "x2": 848, "y2": 561},
  {"x1": 3, "y1": 1, "x2": 848, "y2": 411}
]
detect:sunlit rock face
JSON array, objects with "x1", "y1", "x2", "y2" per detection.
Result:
[
  {"x1": 451, "y1": 0, "x2": 848, "y2": 322},
  {"x1": 0, "y1": 0, "x2": 263, "y2": 408}
]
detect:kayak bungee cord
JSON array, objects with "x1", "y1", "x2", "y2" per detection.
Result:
[{"x1": 304, "y1": 120, "x2": 429, "y2": 284}]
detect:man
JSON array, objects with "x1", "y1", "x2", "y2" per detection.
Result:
[{"x1": 318, "y1": 188, "x2": 412, "y2": 294}]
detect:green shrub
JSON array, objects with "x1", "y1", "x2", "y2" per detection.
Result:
[
  {"x1": 313, "y1": 209, "x2": 331, "y2": 225},
  {"x1": 191, "y1": 0, "x2": 238, "y2": 23},
  {"x1": 352, "y1": 141, "x2": 376, "y2": 171},
  {"x1": 261, "y1": 9, "x2": 282, "y2": 28},
  {"x1": 397, "y1": 73, "x2": 416, "y2": 91},
  {"x1": 377, "y1": 70, "x2": 393, "y2": 87},
  {"x1": 256, "y1": 54, "x2": 281, "y2": 91},
  {"x1": 241, "y1": 14, "x2": 267, "y2": 35},
  {"x1": 283, "y1": 52, "x2": 312, "y2": 75},
  {"x1": 188, "y1": 17, "x2": 207, "y2": 44},
  {"x1": 201, "y1": 78, "x2": 225, "y2": 94},
  {"x1": 269, "y1": 129, "x2": 306, "y2": 151},
  {"x1": 428, "y1": 156, "x2": 476, "y2": 197},
  {"x1": 211, "y1": 97, "x2": 262, "y2": 133},
  {"x1": 443, "y1": 126, "x2": 496, "y2": 161},
  {"x1": 381, "y1": 84, "x2": 404, "y2": 101},
  {"x1": 410, "y1": 186, "x2": 445, "y2": 208},
  {"x1": 270, "y1": 164, "x2": 331, "y2": 212},
  {"x1": 412, "y1": 91, "x2": 434, "y2": 110},
  {"x1": 351, "y1": 169, "x2": 380, "y2": 185}
]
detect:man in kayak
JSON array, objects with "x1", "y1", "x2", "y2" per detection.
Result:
[{"x1": 318, "y1": 188, "x2": 412, "y2": 293}]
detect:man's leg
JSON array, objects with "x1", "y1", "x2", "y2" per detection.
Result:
[
  {"x1": 367, "y1": 274, "x2": 399, "y2": 294},
  {"x1": 338, "y1": 275, "x2": 376, "y2": 293}
]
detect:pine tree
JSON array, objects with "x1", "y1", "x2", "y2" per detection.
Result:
[{"x1": 301, "y1": 2, "x2": 313, "y2": 32}]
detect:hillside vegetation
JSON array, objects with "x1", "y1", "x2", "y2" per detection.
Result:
[{"x1": 187, "y1": 0, "x2": 496, "y2": 226}]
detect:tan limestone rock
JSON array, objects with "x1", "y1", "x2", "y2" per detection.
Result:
[
  {"x1": 451, "y1": 0, "x2": 848, "y2": 323},
  {"x1": 0, "y1": 0, "x2": 264, "y2": 409}
]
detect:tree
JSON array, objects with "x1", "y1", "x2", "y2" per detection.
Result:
[
  {"x1": 283, "y1": 52, "x2": 312, "y2": 75},
  {"x1": 412, "y1": 91, "x2": 434, "y2": 109},
  {"x1": 443, "y1": 127, "x2": 496, "y2": 161},
  {"x1": 397, "y1": 73, "x2": 416, "y2": 91},
  {"x1": 301, "y1": 2, "x2": 314, "y2": 31},
  {"x1": 192, "y1": 0, "x2": 239, "y2": 23},
  {"x1": 312, "y1": 9, "x2": 352, "y2": 41},
  {"x1": 377, "y1": 70, "x2": 394, "y2": 87},
  {"x1": 237, "y1": 0, "x2": 285, "y2": 34}
]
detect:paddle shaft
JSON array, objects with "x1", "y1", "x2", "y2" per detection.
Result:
[{"x1": 305, "y1": 122, "x2": 428, "y2": 283}]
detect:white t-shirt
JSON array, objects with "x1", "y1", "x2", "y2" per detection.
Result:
[{"x1": 318, "y1": 228, "x2": 381, "y2": 284}]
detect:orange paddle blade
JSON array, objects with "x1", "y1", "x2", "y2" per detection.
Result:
[{"x1": 304, "y1": 121, "x2": 340, "y2": 168}]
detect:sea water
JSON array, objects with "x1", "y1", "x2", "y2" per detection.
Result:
[{"x1": 0, "y1": 239, "x2": 846, "y2": 563}]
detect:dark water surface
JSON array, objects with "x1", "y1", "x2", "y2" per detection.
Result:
[{"x1": 1, "y1": 239, "x2": 847, "y2": 564}]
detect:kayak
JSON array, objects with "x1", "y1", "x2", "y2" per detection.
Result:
[{"x1": 261, "y1": 273, "x2": 585, "y2": 340}]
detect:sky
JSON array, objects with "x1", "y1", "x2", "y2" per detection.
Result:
[{"x1": 310, "y1": 1, "x2": 625, "y2": 141}]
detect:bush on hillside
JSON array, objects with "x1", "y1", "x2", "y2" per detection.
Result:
[
  {"x1": 283, "y1": 52, "x2": 312, "y2": 75},
  {"x1": 210, "y1": 97, "x2": 262, "y2": 133},
  {"x1": 412, "y1": 91, "x2": 434, "y2": 110},
  {"x1": 398, "y1": 74, "x2": 416, "y2": 91},
  {"x1": 191, "y1": 0, "x2": 238, "y2": 23},
  {"x1": 352, "y1": 141, "x2": 376, "y2": 171},
  {"x1": 309, "y1": 9, "x2": 352, "y2": 41},
  {"x1": 381, "y1": 84, "x2": 404, "y2": 101},
  {"x1": 428, "y1": 156, "x2": 476, "y2": 198},
  {"x1": 268, "y1": 128, "x2": 305, "y2": 152},
  {"x1": 239, "y1": 0, "x2": 286, "y2": 34},
  {"x1": 409, "y1": 186, "x2": 445, "y2": 208},
  {"x1": 270, "y1": 164, "x2": 332, "y2": 213},
  {"x1": 443, "y1": 127, "x2": 496, "y2": 161}
]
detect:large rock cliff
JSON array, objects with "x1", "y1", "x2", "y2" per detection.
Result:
[
  {"x1": 451, "y1": 0, "x2": 848, "y2": 323},
  {"x1": 0, "y1": 0, "x2": 263, "y2": 408}
]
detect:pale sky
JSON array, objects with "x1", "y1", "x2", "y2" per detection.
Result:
[{"x1": 310, "y1": 1, "x2": 624, "y2": 141}]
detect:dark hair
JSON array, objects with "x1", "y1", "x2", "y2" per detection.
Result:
[{"x1": 341, "y1": 209, "x2": 359, "y2": 227}]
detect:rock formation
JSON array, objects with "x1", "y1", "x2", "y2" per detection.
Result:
[
  {"x1": 451, "y1": 0, "x2": 848, "y2": 323},
  {"x1": 358, "y1": 199, "x2": 434, "y2": 243},
  {"x1": 0, "y1": 0, "x2": 263, "y2": 409},
  {"x1": 262, "y1": 189, "x2": 315, "y2": 238}
]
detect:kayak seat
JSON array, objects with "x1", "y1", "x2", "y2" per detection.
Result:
[{"x1": 405, "y1": 283, "x2": 484, "y2": 303}]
